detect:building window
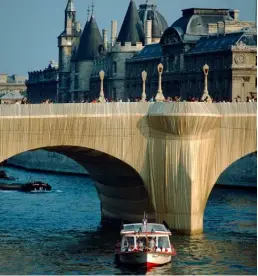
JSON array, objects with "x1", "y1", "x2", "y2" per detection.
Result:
[
  {"x1": 112, "y1": 88, "x2": 116, "y2": 100},
  {"x1": 75, "y1": 75, "x2": 79, "y2": 90},
  {"x1": 66, "y1": 77, "x2": 70, "y2": 88},
  {"x1": 75, "y1": 63, "x2": 79, "y2": 73},
  {"x1": 113, "y1": 62, "x2": 117, "y2": 75}
]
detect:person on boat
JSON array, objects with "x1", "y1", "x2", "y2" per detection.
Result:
[
  {"x1": 115, "y1": 240, "x2": 121, "y2": 253},
  {"x1": 137, "y1": 239, "x2": 144, "y2": 251},
  {"x1": 148, "y1": 237, "x2": 156, "y2": 250},
  {"x1": 123, "y1": 238, "x2": 129, "y2": 251}
]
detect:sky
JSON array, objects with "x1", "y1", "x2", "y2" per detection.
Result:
[{"x1": 0, "y1": 0, "x2": 256, "y2": 77}]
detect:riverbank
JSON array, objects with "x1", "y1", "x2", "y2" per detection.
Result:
[
  {"x1": 5, "y1": 162, "x2": 89, "y2": 177},
  {"x1": 6, "y1": 150, "x2": 88, "y2": 175}
]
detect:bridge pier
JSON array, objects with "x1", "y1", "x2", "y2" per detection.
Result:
[
  {"x1": 147, "y1": 136, "x2": 217, "y2": 234},
  {"x1": 146, "y1": 112, "x2": 220, "y2": 234}
]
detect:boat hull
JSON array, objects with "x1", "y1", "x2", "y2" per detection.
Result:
[{"x1": 118, "y1": 251, "x2": 172, "y2": 267}]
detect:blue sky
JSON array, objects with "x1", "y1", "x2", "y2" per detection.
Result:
[{"x1": 0, "y1": 0, "x2": 256, "y2": 76}]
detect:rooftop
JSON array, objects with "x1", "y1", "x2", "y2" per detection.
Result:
[
  {"x1": 171, "y1": 7, "x2": 234, "y2": 36},
  {"x1": 74, "y1": 15, "x2": 104, "y2": 61},
  {"x1": 117, "y1": 0, "x2": 145, "y2": 46},
  {"x1": 182, "y1": 8, "x2": 231, "y2": 16},
  {"x1": 138, "y1": 3, "x2": 168, "y2": 39},
  {"x1": 130, "y1": 43, "x2": 162, "y2": 60},
  {"x1": 121, "y1": 223, "x2": 171, "y2": 234},
  {"x1": 186, "y1": 28, "x2": 257, "y2": 54}
]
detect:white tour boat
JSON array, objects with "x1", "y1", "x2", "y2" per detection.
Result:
[{"x1": 115, "y1": 215, "x2": 176, "y2": 268}]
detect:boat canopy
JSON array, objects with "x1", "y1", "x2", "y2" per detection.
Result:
[{"x1": 121, "y1": 223, "x2": 171, "y2": 234}]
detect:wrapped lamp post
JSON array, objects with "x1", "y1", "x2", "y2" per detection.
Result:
[
  {"x1": 141, "y1": 71, "x2": 147, "y2": 102},
  {"x1": 155, "y1": 63, "x2": 165, "y2": 102},
  {"x1": 99, "y1": 70, "x2": 106, "y2": 103},
  {"x1": 201, "y1": 64, "x2": 212, "y2": 102}
]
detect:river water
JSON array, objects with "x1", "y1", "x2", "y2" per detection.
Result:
[{"x1": 0, "y1": 166, "x2": 256, "y2": 275}]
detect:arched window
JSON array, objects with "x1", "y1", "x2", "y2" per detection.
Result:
[{"x1": 113, "y1": 62, "x2": 117, "y2": 75}]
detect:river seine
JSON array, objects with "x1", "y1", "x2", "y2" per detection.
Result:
[{"x1": 0, "y1": 166, "x2": 256, "y2": 275}]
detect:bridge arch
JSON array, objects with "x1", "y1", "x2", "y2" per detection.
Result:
[
  {"x1": 205, "y1": 150, "x2": 257, "y2": 202},
  {"x1": 203, "y1": 151, "x2": 257, "y2": 232},
  {"x1": 4, "y1": 146, "x2": 155, "y2": 223},
  {"x1": 216, "y1": 152, "x2": 257, "y2": 187},
  {"x1": 202, "y1": 150, "x2": 257, "y2": 214}
]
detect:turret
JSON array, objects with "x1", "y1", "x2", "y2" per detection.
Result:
[
  {"x1": 70, "y1": 4, "x2": 104, "y2": 102},
  {"x1": 65, "y1": 0, "x2": 76, "y2": 35},
  {"x1": 117, "y1": 0, "x2": 144, "y2": 46},
  {"x1": 57, "y1": 0, "x2": 80, "y2": 102},
  {"x1": 74, "y1": 12, "x2": 103, "y2": 61}
]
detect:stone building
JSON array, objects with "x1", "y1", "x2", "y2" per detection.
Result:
[
  {"x1": 0, "y1": 74, "x2": 27, "y2": 95},
  {"x1": 183, "y1": 28, "x2": 257, "y2": 101},
  {"x1": 71, "y1": 0, "x2": 168, "y2": 102},
  {"x1": 58, "y1": 0, "x2": 81, "y2": 102},
  {"x1": 26, "y1": 1, "x2": 256, "y2": 103},
  {"x1": 69, "y1": 8, "x2": 104, "y2": 102},
  {"x1": 126, "y1": 8, "x2": 256, "y2": 101},
  {"x1": 0, "y1": 91, "x2": 24, "y2": 104},
  {"x1": 26, "y1": 61, "x2": 58, "y2": 103}
]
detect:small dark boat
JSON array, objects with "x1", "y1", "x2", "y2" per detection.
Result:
[
  {"x1": 0, "y1": 170, "x2": 15, "y2": 180},
  {"x1": 20, "y1": 181, "x2": 51, "y2": 192},
  {"x1": 0, "y1": 181, "x2": 51, "y2": 192}
]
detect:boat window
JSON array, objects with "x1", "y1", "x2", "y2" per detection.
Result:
[
  {"x1": 148, "y1": 236, "x2": 156, "y2": 249},
  {"x1": 123, "y1": 223, "x2": 168, "y2": 233},
  {"x1": 136, "y1": 237, "x2": 147, "y2": 249},
  {"x1": 123, "y1": 236, "x2": 134, "y2": 249},
  {"x1": 157, "y1": 236, "x2": 170, "y2": 248},
  {"x1": 124, "y1": 225, "x2": 136, "y2": 231}
]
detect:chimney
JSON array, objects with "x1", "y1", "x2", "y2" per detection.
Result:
[
  {"x1": 229, "y1": 9, "x2": 240, "y2": 21},
  {"x1": 111, "y1": 20, "x2": 117, "y2": 47},
  {"x1": 102, "y1": 28, "x2": 108, "y2": 50},
  {"x1": 144, "y1": 20, "x2": 152, "y2": 45},
  {"x1": 76, "y1": 21, "x2": 81, "y2": 32}
]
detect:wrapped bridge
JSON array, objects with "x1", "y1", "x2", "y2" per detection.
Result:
[{"x1": 0, "y1": 102, "x2": 256, "y2": 234}]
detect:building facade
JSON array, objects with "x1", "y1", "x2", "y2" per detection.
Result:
[
  {"x1": 0, "y1": 74, "x2": 27, "y2": 96},
  {"x1": 70, "y1": 0, "x2": 168, "y2": 102},
  {"x1": 26, "y1": 61, "x2": 58, "y2": 103},
  {"x1": 26, "y1": 1, "x2": 257, "y2": 103},
  {"x1": 183, "y1": 28, "x2": 257, "y2": 101},
  {"x1": 126, "y1": 8, "x2": 257, "y2": 101}
]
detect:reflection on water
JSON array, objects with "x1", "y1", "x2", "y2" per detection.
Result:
[{"x1": 0, "y1": 166, "x2": 256, "y2": 275}]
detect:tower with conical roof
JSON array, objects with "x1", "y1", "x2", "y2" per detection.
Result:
[
  {"x1": 104, "y1": 0, "x2": 145, "y2": 100},
  {"x1": 58, "y1": 0, "x2": 81, "y2": 102},
  {"x1": 117, "y1": 0, "x2": 145, "y2": 46},
  {"x1": 90, "y1": 0, "x2": 149, "y2": 101},
  {"x1": 69, "y1": 3, "x2": 104, "y2": 102}
]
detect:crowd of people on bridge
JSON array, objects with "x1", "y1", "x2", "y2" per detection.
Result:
[
  {"x1": 85, "y1": 94, "x2": 257, "y2": 103},
  {"x1": 2, "y1": 95, "x2": 257, "y2": 105}
]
